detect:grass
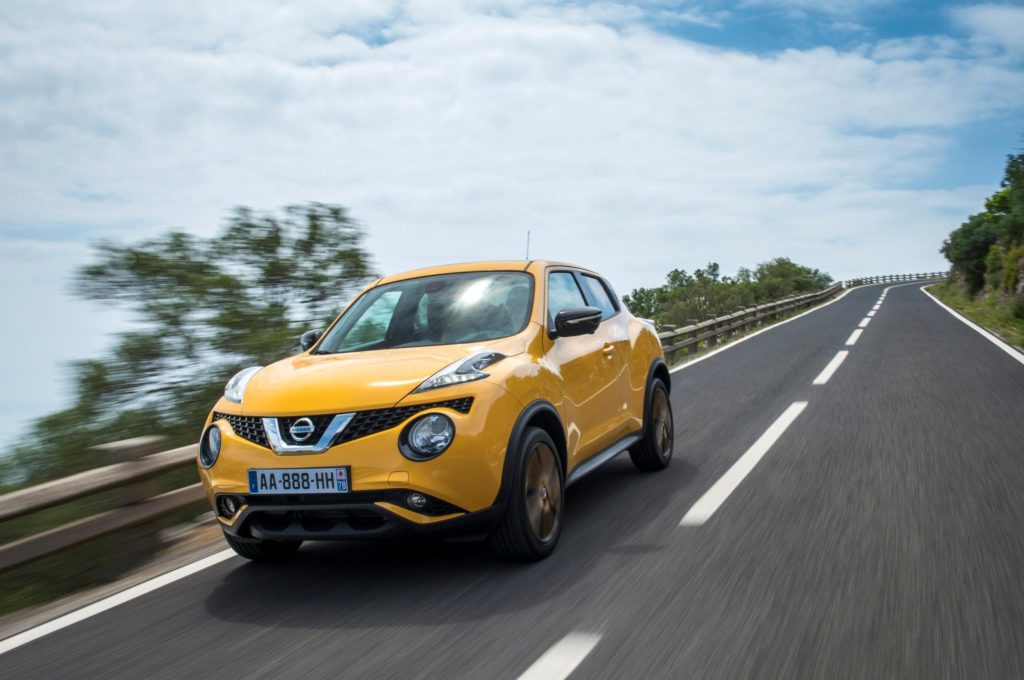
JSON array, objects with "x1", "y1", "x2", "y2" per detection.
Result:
[{"x1": 929, "y1": 282, "x2": 1024, "y2": 350}]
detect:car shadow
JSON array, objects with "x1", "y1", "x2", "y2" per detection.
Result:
[{"x1": 203, "y1": 453, "x2": 699, "y2": 630}]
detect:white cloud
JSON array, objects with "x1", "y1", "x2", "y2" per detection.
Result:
[
  {"x1": 952, "y1": 3, "x2": 1024, "y2": 54},
  {"x1": 1, "y1": 0, "x2": 1022, "y2": 439},
  {"x1": 738, "y1": 0, "x2": 886, "y2": 16}
]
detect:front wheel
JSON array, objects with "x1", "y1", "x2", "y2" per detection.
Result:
[
  {"x1": 489, "y1": 427, "x2": 564, "y2": 561},
  {"x1": 629, "y1": 377, "x2": 674, "y2": 471},
  {"x1": 223, "y1": 531, "x2": 302, "y2": 562}
]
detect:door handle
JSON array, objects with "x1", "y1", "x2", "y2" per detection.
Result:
[{"x1": 603, "y1": 344, "x2": 615, "y2": 356}]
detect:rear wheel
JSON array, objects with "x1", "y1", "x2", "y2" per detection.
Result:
[
  {"x1": 629, "y1": 377, "x2": 673, "y2": 471},
  {"x1": 489, "y1": 427, "x2": 564, "y2": 561},
  {"x1": 223, "y1": 531, "x2": 302, "y2": 562}
]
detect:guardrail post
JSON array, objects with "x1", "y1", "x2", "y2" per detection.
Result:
[
  {"x1": 683, "y1": 320, "x2": 698, "y2": 357},
  {"x1": 92, "y1": 436, "x2": 168, "y2": 505},
  {"x1": 706, "y1": 317, "x2": 718, "y2": 348},
  {"x1": 90, "y1": 436, "x2": 174, "y2": 579}
]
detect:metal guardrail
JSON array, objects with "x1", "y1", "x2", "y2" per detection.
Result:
[{"x1": 0, "y1": 271, "x2": 948, "y2": 572}]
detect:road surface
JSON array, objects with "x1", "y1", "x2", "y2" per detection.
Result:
[{"x1": 4, "y1": 282, "x2": 1024, "y2": 679}]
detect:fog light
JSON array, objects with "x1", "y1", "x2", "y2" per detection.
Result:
[
  {"x1": 217, "y1": 495, "x2": 242, "y2": 519},
  {"x1": 406, "y1": 492, "x2": 428, "y2": 510}
]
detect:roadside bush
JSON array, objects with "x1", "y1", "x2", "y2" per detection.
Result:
[{"x1": 623, "y1": 257, "x2": 832, "y2": 327}]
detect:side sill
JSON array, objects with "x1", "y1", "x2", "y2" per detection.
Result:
[{"x1": 566, "y1": 434, "x2": 641, "y2": 487}]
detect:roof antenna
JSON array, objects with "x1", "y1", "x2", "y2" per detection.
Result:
[{"x1": 526, "y1": 230, "x2": 530, "y2": 259}]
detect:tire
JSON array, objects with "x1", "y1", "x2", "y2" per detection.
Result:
[
  {"x1": 223, "y1": 531, "x2": 302, "y2": 562},
  {"x1": 489, "y1": 427, "x2": 564, "y2": 561},
  {"x1": 629, "y1": 377, "x2": 674, "y2": 471}
]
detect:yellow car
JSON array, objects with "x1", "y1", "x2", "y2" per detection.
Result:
[{"x1": 198, "y1": 261, "x2": 673, "y2": 561}]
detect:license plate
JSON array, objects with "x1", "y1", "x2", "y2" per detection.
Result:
[{"x1": 248, "y1": 467, "x2": 350, "y2": 494}]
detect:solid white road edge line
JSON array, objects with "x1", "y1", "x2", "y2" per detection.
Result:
[
  {"x1": 0, "y1": 549, "x2": 237, "y2": 655},
  {"x1": 812, "y1": 350, "x2": 849, "y2": 385},
  {"x1": 858, "y1": 317, "x2": 871, "y2": 328},
  {"x1": 845, "y1": 329, "x2": 863, "y2": 346},
  {"x1": 670, "y1": 287, "x2": 855, "y2": 374},
  {"x1": 518, "y1": 632, "x2": 603, "y2": 680},
  {"x1": 680, "y1": 402, "x2": 808, "y2": 526},
  {"x1": 921, "y1": 285, "x2": 1024, "y2": 367}
]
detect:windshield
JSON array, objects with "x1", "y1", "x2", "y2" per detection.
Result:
[{"x1": 315, "y1": 271, "x2": 534, "y2": 353}]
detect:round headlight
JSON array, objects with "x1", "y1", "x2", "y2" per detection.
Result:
[
  {"x1": 401, "y1": 414, "x2": 454, "y2": 460},
  {"x1": 199, "y1": 424, "x2": 222, "y2": 468}
]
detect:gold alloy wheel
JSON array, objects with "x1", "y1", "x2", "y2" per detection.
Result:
[
  {"x1": 525, "y1": 442, "x2": 561, "y2": 543},
  {"x1": 652, "y1": 388, "x2": 673, "y2": 459}
]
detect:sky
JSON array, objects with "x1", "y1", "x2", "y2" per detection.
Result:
[{"x1": 1, "y1": 0, "x2": 1023, "y2": 444}]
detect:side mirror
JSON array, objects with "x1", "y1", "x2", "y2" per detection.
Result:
[
  {"x1": 552, "y1": 307, "x2": 602, "y2": 338},
  {"x1": 299, "y1": 328, "x2": 324, "y2": 351}
]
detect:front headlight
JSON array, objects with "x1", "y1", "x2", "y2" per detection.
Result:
[
  {"x1": 199, "y1": 424, "x2": 222, "y2": 468},
  {"x1": 413, "y1": 352, "x2": 506, "y2": 393},
  {"x1": 224, "y1": 366, "x2": 262, "y2": 403},
  {"x1": 400, "y1": 413, "x2": 455, "y2": 460}
]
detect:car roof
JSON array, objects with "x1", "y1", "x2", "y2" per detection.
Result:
[{"x1": 375, "y1": 260, "x2": 600, "y2": 285}]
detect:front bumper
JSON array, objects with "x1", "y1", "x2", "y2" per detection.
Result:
[
  {"x1": 220, "y1": 491, "x2": 506, "y2": 541},
  {"x1": 199, "y1": 381, "x2": 524, "y2": 539}
]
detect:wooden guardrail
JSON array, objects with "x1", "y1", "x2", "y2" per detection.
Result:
[
  {"x1": 842, "y1": 272, "x2": 946, "y2": 287},
  {"x1": 656, "y1": 271, "x2": 948, "y2": 363},
  {"x1": 0, "y1": 271, "x2": 948, "y2": 572},
  {"x1": 657, "y1": 282, "x2": 843, "y2": 363},
  {"x1": 0, "y1": 437, "x2": 202, "y2": 571}
]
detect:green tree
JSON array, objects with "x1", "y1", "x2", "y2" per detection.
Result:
[
  {"x1": 941, "y1": 212, "x2": 1000, "y2": 294},
  {"x1": 5, "y1": 203, "x2": 375, "y2": 485},
  {"x1": 622, "y1": 257, "x2": 832, "y2": 327}
]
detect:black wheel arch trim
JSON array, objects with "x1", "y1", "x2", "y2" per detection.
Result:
[
  {"x1": 643, "y1": 358, "x2": 671, "y2": 437},
  {"x1": 494, "y1": 399, "x2": 566, "y2": 506}
]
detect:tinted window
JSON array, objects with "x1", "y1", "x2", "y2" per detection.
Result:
[
  {"x1": 579, "y1": 274, "x2": 618, "y2": 319},
  {"x1": 548, "y1": 272, "x2": 587, "y2": 325},
  {"x1": 316, "y1": 272, "x2": 533, "y2": 353}
]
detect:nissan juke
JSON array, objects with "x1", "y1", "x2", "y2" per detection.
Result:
[{"x1": 198, "y1": 260, "x2": 674, "y2": 561}]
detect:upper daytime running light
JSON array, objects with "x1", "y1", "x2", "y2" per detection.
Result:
[
  {"x1": 224, "y1": 366, "x2": 263, "y2": 404},
  {"x1": 413, "y1": 351, "x2": 506, "y2": 393}
]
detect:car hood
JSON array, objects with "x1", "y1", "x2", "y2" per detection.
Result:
[{"x1": 239, "y1": 338, "x2": 526, "y2": 415}]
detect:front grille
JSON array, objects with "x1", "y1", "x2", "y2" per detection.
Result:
[
  {"x1": 242, "y1": 490, "x2": 464, "y2": 516},
  {"x1": 250, "y1": 508, "x2": 388, "y2": 534},
  {"x1": 214, "y1": 397, "x2": 473, "y2": 450},
  {"x1": 213, "y1": 412, "x2": 268, "y2": 447},
  {"x1": 336, "y1": 397, "x2": 474, "y2": 444}
]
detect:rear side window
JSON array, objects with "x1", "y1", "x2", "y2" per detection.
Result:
[
  {"x1": 547, "y1": 271, "x2": 587, "y2": 325},
  {"x1": 578, "y1": 274, "x2": 618, "y2": 319}
]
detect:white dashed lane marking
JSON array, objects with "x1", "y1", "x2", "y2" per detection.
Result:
[
  {"x1": 518, "y1": 632, "x2": 603, "y2": 680},
  {"x1": 813, "y1": 350, "x2": 849, "y2": 385},
  {"x1": 680, "y1": 402, "x2": 808, "y2": 526}
]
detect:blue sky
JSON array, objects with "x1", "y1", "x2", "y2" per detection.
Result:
[{"x1": 0, "y1": 0, "x2": 1023, "y2": 444}]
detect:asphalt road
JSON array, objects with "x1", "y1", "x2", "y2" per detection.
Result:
[{"x1": 4, "y1": 282, "x2": 1024, "y2": 679}]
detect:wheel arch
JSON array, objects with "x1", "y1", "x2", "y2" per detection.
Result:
[
  {"x1": 643, "y1": 358, "x2": 671, "y2": 434},
  {"x1": 495, "y1": 400, "x2": 567, "y2": 505},
  {"x1": 650, "y1": 358, "x2": 670, "y2": 394}
]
